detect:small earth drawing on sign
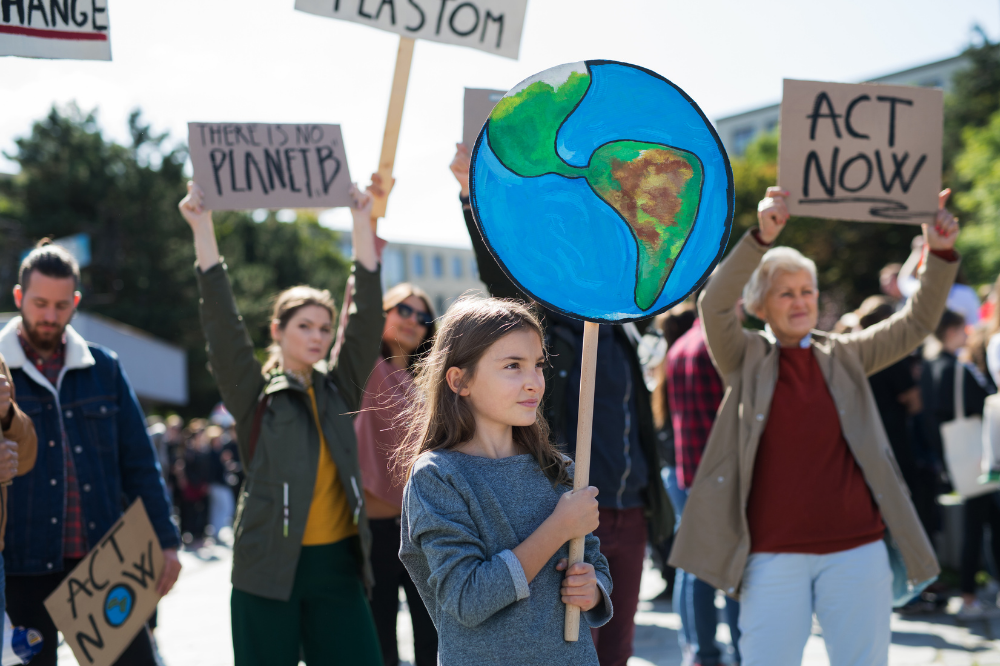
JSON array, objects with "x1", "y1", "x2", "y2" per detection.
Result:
[
  {"x1": 470, "y1": 60, "x2": 734, "y2": 322},
  {"x1": 104, "y1": 584, "x2": 135, "y2": 627}
]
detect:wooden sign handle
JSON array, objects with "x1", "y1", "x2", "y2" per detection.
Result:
[
  {"x1": 565, "y1": 321, "x2": 599, "y2": 642},
  {"x1": 370, "y1": 36, "x2": 415, "y2": 228}
]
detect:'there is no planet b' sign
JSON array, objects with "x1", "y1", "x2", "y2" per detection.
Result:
[{"x1": 188, "y1": 122, "x2": 353, "y2": 211}]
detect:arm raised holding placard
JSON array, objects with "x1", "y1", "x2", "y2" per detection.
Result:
[{"x1": 178, "y1": 182, "x2": 385, "y2": 661}]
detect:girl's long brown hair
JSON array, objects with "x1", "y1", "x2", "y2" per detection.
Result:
[{"x1": 396, "y1": 296, "x2": 571, "y2": 487}]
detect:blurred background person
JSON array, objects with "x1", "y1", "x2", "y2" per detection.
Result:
[
  {"x1": 666, "y1": 288, "x2": 741, "y2": 666},
  {"x1": 355, "y1": 282, "x2": 437, "y2": 666},
  {"x1": 922, "y1": 310, "x2": 1000, "y2": 618}
]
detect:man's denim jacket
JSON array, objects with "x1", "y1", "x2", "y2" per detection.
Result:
[{"x1": 0, "y1": 317, "x2": 179, "y2": 575}]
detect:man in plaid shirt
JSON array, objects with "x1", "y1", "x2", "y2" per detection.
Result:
[
  {"x1": 667, "y1": 319, "x2": 740, "y2": 666},
  {"x1": 2, "y1": 241, "x2": 180, "y2": 666}
]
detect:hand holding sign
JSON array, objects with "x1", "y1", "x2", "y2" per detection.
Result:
[
  {"x1": 0, "y1": 440, "x2": 17, "y2": 484},
  {"x1": 556, "y1": 559, "x2": 601, "y2": 612},
  {"x1": 178, "y1": 182, "x2": 222, "y2": 274},
  {"x1": 924, "y1": 189, "x2": 959, "y2": 252},
  {"x1": 757, "y1": 187, "x2": 791, "y2": 244},
  {"x1": 157, "y1": 549, "x2": 182, "y2": 596},
  {"x1": 450, "y1": 144, "x2": 471, "y2": 198},
  {"x1": 178, "y1": 182, "x2": 212, "y2": 233}
]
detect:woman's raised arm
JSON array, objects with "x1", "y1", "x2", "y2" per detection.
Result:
[
  {"x1": 179, "y1": 182, "x2": 263, "y2": 458},
  {"x1": 848, "y1": 190, "x2": 961, "y2": 375},
  {"x1": 178, "y1": 182, "x2": 221, "y2": 273}
]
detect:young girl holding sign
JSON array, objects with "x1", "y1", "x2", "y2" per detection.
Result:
[{"x1": 398, "y1": 297, "x2": 613, "y2": 665}]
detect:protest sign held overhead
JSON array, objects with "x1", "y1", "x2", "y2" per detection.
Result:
[
  {"x1": 463, "y1": 88, "x2": 505, "y2": 149},
  {"x1": 0, "y1": 0, "x2": 111, "y2": 60},
  {"x1": 778, "y1": 79, "x2": 943, "y2": 225},
  {"x1": 188, "y1": 122, "x2": 352, "y2": 211},
  {"x1": 44, "y1": 499, "x2": 164, "y2": 666},
  {"x1": 294, "y1": 0, "x2": 527, "y2": 60}
]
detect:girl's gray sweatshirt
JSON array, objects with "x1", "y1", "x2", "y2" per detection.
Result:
[{"x1": 399, "y1": 450, "x2": 613, "y2": 666}]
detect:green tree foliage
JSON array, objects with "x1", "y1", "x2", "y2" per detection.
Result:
[
  {"x1": 945, "y1": 36, "x2": 1000, "y2": 286},
  {"x1": 729, "y1": 130, "x2": 915, "y2": 325},
  {"x1": 0, "y1": 105, "x2": 350, "y2": 416},
  {"x1": 944, "y1": 31, "x2": 1000, "y2": 175}
]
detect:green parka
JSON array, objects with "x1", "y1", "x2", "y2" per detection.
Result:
[{"x1": 197, "y1": 261, "x2": 384, "y2": 601}]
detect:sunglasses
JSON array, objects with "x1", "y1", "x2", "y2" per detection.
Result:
[{"x1": 393, "y1": 303, "x2": 434, "y2": 328}]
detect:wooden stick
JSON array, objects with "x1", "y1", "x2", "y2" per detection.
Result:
[
  {"x1": 370, "y1": 36, "x2": 415, "y2": 228},
  {"x1": 565, "y1": 321, "x2": 600, "y2": 642}
]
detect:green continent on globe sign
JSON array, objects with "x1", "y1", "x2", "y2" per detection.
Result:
[{"x1": 486, "y1": 69, "x2": 704, "y2": 311}]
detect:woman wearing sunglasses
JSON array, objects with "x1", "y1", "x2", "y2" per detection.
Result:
[{"x1": 355, "y1": 283, "x2": 438, "y2": 666}]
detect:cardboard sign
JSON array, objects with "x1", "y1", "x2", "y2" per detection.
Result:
[
  {"x1": 294, "y1": 0, "x2": 527, "y2": 60},
  {"x1": 44, "y1": 499, "x2": 164, "y2": 666},
  {"x1": 463, "y1": 88, "x2": 505, "y2": 149},
  {"x1": 0, "y1": 0, "x2": 111, "y2": 60},
  {"x1": 188, "y1": 122, "x2": 352, "y2": 211},
  {"x1": 778, "y1": 79, "x2": 942, "y2": 225}
]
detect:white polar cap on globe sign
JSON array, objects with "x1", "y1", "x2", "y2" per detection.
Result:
[{"x1": 506, "y1": 62, "x2": 588, "y2": 98}]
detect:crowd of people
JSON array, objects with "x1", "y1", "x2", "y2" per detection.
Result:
[{"x1": 0, "y1": 140, "x2": 996, "y2": 666}]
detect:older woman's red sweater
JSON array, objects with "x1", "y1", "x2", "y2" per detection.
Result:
[{"x1": 747, "y1": 346, "x2": 885, "y2": 554}]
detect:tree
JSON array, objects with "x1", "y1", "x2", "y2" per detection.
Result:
[
  {"x1": 942, "y1": 33, "x2": 1000, "y2": 285},
  {"x1": 0, "y1": 105, "x2": 351, "y2": 417},
  {"x1": 944, "y1": 30, "x2": 1000, "y2": 175}
]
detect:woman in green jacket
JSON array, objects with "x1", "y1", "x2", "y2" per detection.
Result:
[{"x1": 179, "y1": 181, "x2": 384, "y2": 666}]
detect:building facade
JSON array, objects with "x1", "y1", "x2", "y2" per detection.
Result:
[{"x1": 337, "y1": 234, "x2": 488, "y2": 317}]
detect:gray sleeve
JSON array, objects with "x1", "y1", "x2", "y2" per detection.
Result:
[
  {"x1": 406, "y1": 466, "x2": 527, "y2": 627},
  {"x1": 583, "y1": 531, "x2": 614, "y2": 627}
]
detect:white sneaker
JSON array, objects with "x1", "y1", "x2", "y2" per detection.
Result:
[{"x1": 958, "y1": 600, "x2": 985, "y2": 619}]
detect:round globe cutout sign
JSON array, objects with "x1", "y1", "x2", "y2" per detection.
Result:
[{"x1": 469, "y1": 60, "x2": 734, "y2": 323}]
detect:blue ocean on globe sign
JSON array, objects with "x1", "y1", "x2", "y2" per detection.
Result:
[
  {"x1": 470, "y1": 60, "x2": 734, "y2": 322},
  {"x1": 104, "y1": 584, "x2": 135, "y2": 627}
]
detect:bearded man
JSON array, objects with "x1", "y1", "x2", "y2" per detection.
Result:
[{"x1": 0, "y1": 240, "x2": 181, "y2": 666}]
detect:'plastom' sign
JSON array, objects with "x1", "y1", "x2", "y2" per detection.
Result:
[
  {"x1": 294, "y1": 0, "x2": 526, "y2": 60},
  {"x1": 0, "y1": 0, "x2": 111, "y2": 60}
]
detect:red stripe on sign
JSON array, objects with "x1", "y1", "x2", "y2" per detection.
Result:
[{"x1": 0, "y1": 25, "x2": 108, "y2": 41}]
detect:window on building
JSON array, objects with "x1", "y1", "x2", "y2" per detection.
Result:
[
  {"x1": 381, "y1": 248, "x2": 405, "y2": 289},
  {"x1": 432, "y1": 255, "x2": 444, "y2": 278},
  {"x1": 733, "y1": 126, "x2": 755, "y2": 156},
  {"x1": 436, "y1": 295, "x2": 446, "y2": 315},
  {"x1": 452, "y1": 256, "x2": 463, "y2": 278},
  {"x1": 412, "y1": 253, "x2": 425, "y2": 277},
  {"x1": 470, "y1": 257, "x2": 479, "y2": 278}
]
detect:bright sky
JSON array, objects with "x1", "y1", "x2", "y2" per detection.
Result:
[{"x1": 2, "y1": 0, "x2": 998, "y2": 247}]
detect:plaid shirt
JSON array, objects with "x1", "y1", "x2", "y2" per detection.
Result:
[
  {"x1": 667, "y1": 320, "x2": 725, "y2": 490},
  {"x1": 18, "y1": 329, "x2": 88, "y2": 559}
]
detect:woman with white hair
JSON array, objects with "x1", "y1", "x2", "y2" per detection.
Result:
[{"x1": 669, "y1": 186, "x2": 961, "y2": 666}]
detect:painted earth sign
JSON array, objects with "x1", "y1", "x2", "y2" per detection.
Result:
[{"x1": 469, "y1": 60, "x2": 734, "y2": 323}]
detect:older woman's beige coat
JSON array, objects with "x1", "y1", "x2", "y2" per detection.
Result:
[{"x1": 669, "y1": 230, "x2": 957, "y2": 597}]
